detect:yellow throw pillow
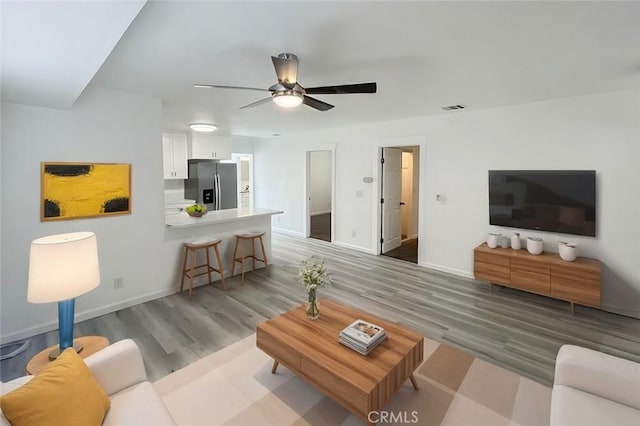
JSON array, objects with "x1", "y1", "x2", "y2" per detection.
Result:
[{"x1": 1, "y1": 347, "x2": 110, "y2": 426}]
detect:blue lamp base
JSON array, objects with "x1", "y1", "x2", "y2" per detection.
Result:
[{"x1": 48, "y1": 298, "x2": 84, "y2": 360}]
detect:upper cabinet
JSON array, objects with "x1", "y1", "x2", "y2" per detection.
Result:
[
  {"x1": 162, "y1": 131, "x2": 188, "y2": 179},
  {"x1": 190, "y1": 134, "x2": 232, "y2": 160}
]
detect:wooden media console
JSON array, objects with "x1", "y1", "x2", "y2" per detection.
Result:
[{"x1": 474, "y1": 243, "x2": 601, "y2": 314}]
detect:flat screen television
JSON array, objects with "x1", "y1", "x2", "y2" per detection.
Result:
[{"x1": 489, "y1": 170, "x2": 596, "y2": 237}]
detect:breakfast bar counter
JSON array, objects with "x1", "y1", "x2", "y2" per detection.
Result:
[
  {"x1": 165, "y1": 207, "x2": 283, "y2": 288},
  {"x1": 165, "y1": 207, "x2": 283, "y2": 228}
]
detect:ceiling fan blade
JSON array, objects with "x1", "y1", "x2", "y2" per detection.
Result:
[
  {"x1": 239, "y1": 97, "x2": 273, "y2": 110},
  {"x1": 271, "y1": 53, "x2": 298, "y2": 88},
  {"x1": 304, "y1": 82, "x2": 377, "y2": 95},
  {"x1": 194, "y1": 84, "x2": 270, "y2": 92},
  {"x1": 303, "y1": 95, "x2": 334, "y2": 111}
]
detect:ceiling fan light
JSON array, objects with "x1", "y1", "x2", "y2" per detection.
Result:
[
  {"x1": 272, "y1": 92, "x2": 303, "y2": 108},
  {"x1": 189, "y1": 123, "x2": 218, "y2": 133}
]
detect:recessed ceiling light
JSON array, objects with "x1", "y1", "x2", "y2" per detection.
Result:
[{"x1": 189, "y1": 123, "x2": 218, "y2": 132}]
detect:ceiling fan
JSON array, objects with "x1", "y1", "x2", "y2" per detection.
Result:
[{"x1": 194, "y1": 53, "x2": 377, "y2": 111}]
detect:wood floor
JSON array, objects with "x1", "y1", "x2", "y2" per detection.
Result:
[
  {"x1": 382, "y1": 237, "x2": 418, "y2": 263},
  {"x1": 310, "y1": 212, "x2": 331, "y2": 242},
  {"x1": 2, "y1": 233, "x2": 640, "y2": 387}
]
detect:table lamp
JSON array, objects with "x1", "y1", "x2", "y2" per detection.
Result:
[{"x1": 28, "y1": 232, "x2": 100, "y2": 360}]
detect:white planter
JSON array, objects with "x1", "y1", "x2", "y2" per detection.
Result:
[
  {"x1": 527, "y1": 237, "x2": 544, "y2": 255},
  {"x1": 559, "y1": 242, "x2": 577, "y2": 262},
  {"x1": 487, "y1": 233, "x2": 501, "y2": 249}
]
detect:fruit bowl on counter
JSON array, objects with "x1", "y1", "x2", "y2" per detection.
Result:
[{"x1": 185, "y1": 204, "x2": 207, "y2": 217}]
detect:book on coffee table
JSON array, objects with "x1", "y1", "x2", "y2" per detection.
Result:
[
  {"x1": 341, "y1": 319, "x2": 386, "y2": 345},
  {"x1": 339, "y1": 333, "x2": 387, "y2": 355},
  {"x1": 339, "y1": 319, "x2": 387, "y2": 355}
]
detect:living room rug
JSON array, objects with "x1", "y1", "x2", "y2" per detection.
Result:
[{"x1": 154, "y1": 334, "x2": 551, "y2": 426}]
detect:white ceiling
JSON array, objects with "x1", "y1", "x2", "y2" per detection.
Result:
[
  {"x1": 1, "y1": 0, "x2": 146, "y2": 109},
  {"x1": 4, "y1": 1, "x2": 640, "y2": 137}
]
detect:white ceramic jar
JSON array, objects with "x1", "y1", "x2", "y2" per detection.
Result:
[
  {"x1": 487, "y1": 233, "x2": 501, "y2": 249},
  {"x1": 511, "y1": 233, "x2": 522, "y2": 250},
  {"x1": 526, "y1": 237, "x2": 544, "y2": 255},
  {"x1": 558, "y1": 242, "x2": 577, "y2": 262}
]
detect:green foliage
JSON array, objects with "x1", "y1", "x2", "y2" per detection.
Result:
[{"x1": 185, "y1": 204, "x2": 207, "y2": 214}]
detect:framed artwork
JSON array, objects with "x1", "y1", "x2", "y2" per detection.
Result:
[{"x1": 41, "y1": 162, "x2": 132, "y2": 221}]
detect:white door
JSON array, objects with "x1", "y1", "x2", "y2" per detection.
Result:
[{"x1": 381, "y1": 148, "x2": 403, "y2": 253}]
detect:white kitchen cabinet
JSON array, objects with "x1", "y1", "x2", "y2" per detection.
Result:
[
  {"x1": 190, "y1": 134, "x2": 232, "y2": 160},
  {"x1": 162, "y1": 132, "x2": 188, "y2": 179}
]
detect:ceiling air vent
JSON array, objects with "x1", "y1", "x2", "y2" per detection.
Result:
[{"x1": 441, "y1": 104, "x2": 466, "y2": 111}]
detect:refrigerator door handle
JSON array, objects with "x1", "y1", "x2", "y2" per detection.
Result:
[{"x1": 215, "y1": 174, "x2": 221, "y2": 210}]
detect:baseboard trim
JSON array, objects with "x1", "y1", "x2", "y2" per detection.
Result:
[
  {"x1": 332, "y1": 241, "x2": 376, "y2": 255},
  {"x1": 0, "y1": 288, "x2": 176, "y2": 345},
  {"x1": 421, "y1": 262, "x2": 475, "y2": 279},
  {"x1": 595, "y1": 304, "x2": 640, "y2": 320},
  {"x1": 273, "y1": 227, "x2": 306, "y2": 238}
]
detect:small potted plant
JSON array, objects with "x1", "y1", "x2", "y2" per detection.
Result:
[{"x1": 297, "y1": 257, "x2": 330, "y2": 320}]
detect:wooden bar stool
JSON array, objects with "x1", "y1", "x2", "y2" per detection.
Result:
[
  {"x1": 180, "y1": 237, "x2": 225, "y2": 298},
  {"x1": 231, "y1": 231, "x2": 269, "y2": 283}
]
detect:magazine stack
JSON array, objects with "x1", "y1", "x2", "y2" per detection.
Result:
[{"x1": 339, "y1": 319, "x2": 387, "y2": 355}]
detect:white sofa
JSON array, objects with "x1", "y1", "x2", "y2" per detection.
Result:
[
  {"x1": 0, "y1": 339, "x2": 176, "y2": 426},
  {"x1": 551, "y1": 344, "x2": 640, "y2": 426}
]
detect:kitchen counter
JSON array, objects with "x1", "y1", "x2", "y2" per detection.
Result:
[
  {"x1": 164, "y1": 207, "x2": 283, "y2": 291},
  {"x1": 165, "y1": 207, "x2": 283, "y2": 228}
]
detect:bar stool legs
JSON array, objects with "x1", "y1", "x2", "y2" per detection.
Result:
[
  {"x1": 231, "y1": 232, "x2": 269, "y2": 283},
  {"x1": 180, "y1": 238, "x2": 225, "y2": 298}
]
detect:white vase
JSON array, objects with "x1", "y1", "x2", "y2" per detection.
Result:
[
  {"x1": 511, "y1": 233, "x2": 522, "y2": 250},
  {"x1": 487, "y1": 233, "x2": 501, "y2": 249},
  {"x1": 559, "y1": 242, "x2": 577, "y2": 262},
  {"x1": 527, "y1": 237, "x2": 543, "y2": 255}
]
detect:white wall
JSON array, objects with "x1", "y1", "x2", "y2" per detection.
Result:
[
  {"x1": 309, "y1": 150, "x2": 332, "y2": 215},
  {"x1": 254, "y1": 89, "x2": 640, "y2": 318},
  {"x1": 0, "y1": 86, "x2": 191, "y2": 343}
]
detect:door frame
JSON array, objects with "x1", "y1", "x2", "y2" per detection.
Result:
[
  {"x1": 304, "y1": 147, "x2": 336, "y2": 241},
  {"x1": 374, "y1": 137, "x2": 424, "y2": 259}
]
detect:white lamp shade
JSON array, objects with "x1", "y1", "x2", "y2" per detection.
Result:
[{"x1": 28, "y1": 232, "x2": 100, "y2": 303}]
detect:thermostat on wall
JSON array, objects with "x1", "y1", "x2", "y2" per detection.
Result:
[{"x1": 362, "y1": 177, "x2": 373, "y2": 183}]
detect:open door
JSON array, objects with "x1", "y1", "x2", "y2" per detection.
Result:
[{"x1": 381, "y1": 147, "x2": 402, "y2": 253}]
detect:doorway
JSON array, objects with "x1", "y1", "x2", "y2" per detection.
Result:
[
  {"x1": 380, "y1": 146, "x2": 419, "y2": 263},
  {"x1": 229, "y1": 153, "x2": 253, "y2": 208},
  {"x1": 307, "y1": 150, "x2": 333, "y2": 242}
]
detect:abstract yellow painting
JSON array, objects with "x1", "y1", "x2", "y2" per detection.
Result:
[{"x1": 41, "y1": 162, "x2": 132, "y2": 221}]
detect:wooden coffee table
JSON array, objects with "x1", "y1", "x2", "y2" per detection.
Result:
[{"x1": 256, "y1": 299, "x2": 423, "y2": 425}]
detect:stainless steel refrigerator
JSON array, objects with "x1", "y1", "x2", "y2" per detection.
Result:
[{"x1": 184, "y1": 159, "x2": 237, "y2": 210}]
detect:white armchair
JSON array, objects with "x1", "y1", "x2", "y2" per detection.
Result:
[
  {"x1": 1, "y1": 339, "x2": 175, "y2": 426},
  {"x1": 551, "y1": 344, "x2": 640, "y2": 426}
]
